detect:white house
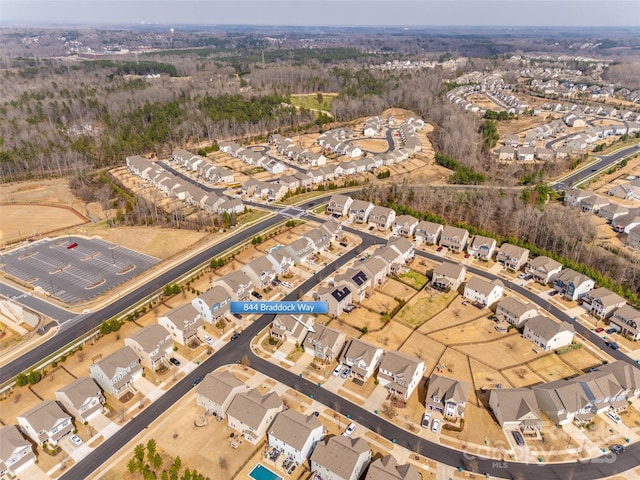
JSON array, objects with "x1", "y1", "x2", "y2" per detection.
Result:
[
  {"x1": 0, "y1": 426, "x2": 36, "y2": 476},
  {"x1": 268, "y1": 410, "x2": 324, "y2": 465},
  {"x1": 310, "y1": 435, "x2": 371, "y2": 480},
  {"x1": 55, "y1": 377, "x2": 105, "y2": 423},
  {"x1": 526, "y1": 256, "x2": 563, "y2": 284},
  {"x1": 553, "y1": 269, "x2": 594, "y2": 301},
  {"x1": 468, "y1": 235, "x2": 496, "y2": 261},
  {"x1": 89, "y1": 346, "x2": 142, "y2": 399},
  {"x1": 196, "y1": 370, "x2": 247, "y2": 419},
  {"x1": 377, "y1": 350, "x2": 425, "y2": 402},
  {"x1": 124, "y1": 324, "x2": 173, "y2": 371},
  {"x1": 340, "y1": 338, "x2": 384, "y2": 382},
  {"x1": 191, "y1": 286, "x2": 232, "y2": 325},
  {"x1": 17, "y1": 400, "x2": 73, "y2": 446},
  {"x1": 227, "y1": 389, "x2": 283, "y2": 445},
  {"x1": 523, "y1": 316, "x2": 575, "y2": 351},
  {"x1": 463, "y1": 277, "x2": 504, "y2": 308}
]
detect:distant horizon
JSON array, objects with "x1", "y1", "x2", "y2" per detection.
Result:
[{"x1": 3, "y1": 1, "x2": 640, "y2": 28}]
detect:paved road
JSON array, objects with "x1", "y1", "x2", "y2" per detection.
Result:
[{"x1": 0, "y1": 283, "x2": 77, "y2": 322}]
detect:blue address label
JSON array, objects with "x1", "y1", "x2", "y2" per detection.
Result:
[{"x1": 230, "y1": 301, "x2": 328, "y2": 314}]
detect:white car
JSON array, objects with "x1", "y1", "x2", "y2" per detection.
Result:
[
  {"x1": 332, "y1": 364, "x2": 343, "y2": 377},
  {"x1": 70, "y1": 434, "x2": 82, "y2": 446},
  {"x1": 307, "y1": 259, "x2": 315, "y2": 265},
  {"x1": 517, "y1": 273, "x2": 527, "y2": 279},
  {"x1": 431, "y1": 419, "x2": 440, "y2": 433},
  {"x1": 343, "y1": 422, "x2": 357, "y2": 437},
  {"x1": 607, "y1": 411, "x2": 622, "y2": 424},
  {"x1": 282, "y1": 282, "x2": 293, "y2": 288},
  {"x1": 202, "y1": 335, "x2": 214, "y2": 345},
  {"x1": 421, "y1": 413, "x2": 431, "y2": 428}
]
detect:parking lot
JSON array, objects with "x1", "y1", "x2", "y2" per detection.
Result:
[{"x1": 0, "y1": 236, "x2": 159, "y2": 303}]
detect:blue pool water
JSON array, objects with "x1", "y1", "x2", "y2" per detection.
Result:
[{"x1": 249, "y1": 464, "x2": 283, "y2": 480}]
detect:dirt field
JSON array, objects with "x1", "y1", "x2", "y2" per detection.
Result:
[
  {"x1": 396, "y1": 289, "x2": 459, "y2": 330},
  {"x1": 501, "y1": 365, "x2": 546, "y2": 388},
  {"x1": 527, "y1": 354, "x2": 581, "y2": 382},
  {"x1": 365, "y1": 320, "x2": 415, "y2": 351},
  {"x1": 0, "y1": 204, "x2": 88, "y2": 243},
  {"x1": 428, "y1": 315, "x2": 499, "y2": 345},
  {"x1": 456, "y1": 335, "x2": 540, "y2": 370},
  {"x1": 351, "y1": 138, "x2": 391, "y2": 153},
  {"x1": 400, "y1": 334, "x2": 447, "y2": 376}
]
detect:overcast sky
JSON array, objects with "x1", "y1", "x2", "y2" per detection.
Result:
[{"x1": 2, "y1": 0, "x2": 639, "y2": 27}]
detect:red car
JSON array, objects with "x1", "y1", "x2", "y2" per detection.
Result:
[
  {"x1": 595, "y1": 327, "x2": 604, "y2": 333},
  {"x1": 437, "y1": 246, "x2": 444, "y2": 252},
  {"x1": 67, "y1": 243, "x2": 78, "y2": 249}
]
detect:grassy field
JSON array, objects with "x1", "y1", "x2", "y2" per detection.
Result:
[
  {"x1": 398, "y1": 270, "x2": 428, "y2": 290},
  {"x1": 289, "y1": 93, "x2": 337, "y2": 113},
  {"x1": 395, "y1": 289, "x2": 458, "y2": 329}
]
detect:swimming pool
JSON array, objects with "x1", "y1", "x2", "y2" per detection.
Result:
[{"x1": 248, "y1": 464, "x2": 283, "y2": 480}]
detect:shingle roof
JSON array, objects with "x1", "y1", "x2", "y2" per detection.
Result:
[
  {"x1": 56, "y1": 377, "x2": 102, "y2": 410},
  {"x1": 227, "y1": 389, "x2": 282, "y2": 430},
  {"x1": 196, "y1": 370, "x2": 244, "y2": 406},
  {"x1": 126, "y1": 324, "x2": 171, "y2": 353},
  {"x1": 0, "y1": 426, "x2": 31, "y2": 462},
  {"x1": 311, "y1": 435, "x2": 370, "y2": 479},
  {"x1": 525, "y1": 316, "x2": 574, "y2": 339},
  {"x1": 268, "y1": 410, "x2": 322, "y2": 450},
  {"x1": 18, "y1": 400, "x2": 69, "y2": 432},
  {"x1": 365, "y1": 455, "x2": 421, "y2": 480}
]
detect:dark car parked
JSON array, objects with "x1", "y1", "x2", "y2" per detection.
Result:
[
  {"x1": 192, "y1": 375, "x2": 203, "y2": 387},
  {"x1": 512, "y1": 430, "x2": 525, "y2": 446},
  {"x1": 169, "y1": 357, "x2": 180, "y2": 366},
  {"x1": 251, "y1": 291, "x2": 263, "y2": 299}
]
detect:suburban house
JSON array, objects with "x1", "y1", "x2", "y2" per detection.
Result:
[
  {"x1": 348, "y1": 200, "x2": 374, "y2": 224},
  {"x1": 392, "y1": 215, "x2": 420, "y2": 237},
  {"x1": 439, "y1": 226, "x2": 469, "y2": 252},
  {"x1": 463, "y1": 277, "x2": 504, "y2": 308},
  {"x1": 89, "y1": 346, "x2": 143, "y2": 398},
  {"x1": 285, "y1": 237, "x2": 315, "y2": 264},
  {"x1": 377, "y1": 351, "x2": 425, "y2": 402},
  {"x1": 468, "y1": 235, "x2": 496, "y2": 261},
  {"x1": 582, "y1": 287, "x2": 626, "y2": 319},
  {"x1": 334, "y1": 269, "x2": 371, "y2": 302},
  {"x1": 326, "y1": 194, "x2": 353, "y2": 217},
  {"x1": 425, "y1": 374, "x2": 470, "y2": 420},
  {"x1": 368, "y1": 206, "x2": 396, "y2": 231},
  {"x1": 533, "y1": 380, "x2": 594, "y2": 424},
  {"x1": 564, "y1": 188, "x2": 594, "y2": 207},
  {"x1": 496, "y1": 297, "x2": 538, "y2": 328},
  {"x1": 488, "y1": 388, "x2": 543, "y2": 434},
  {"x1": 158, "y1": 303, "x2": 204, "y2": 347},
  {"x1": 415, "y1": 221, "x2": 443, "y2": 245},
  {"x1": 270, "y1": 314, "x2": 314, "y2": 344},
  {"x1": 243, "y1": 255, "x2": 278, "y2": 290},
  {"x1": 364, "y1": 455, "x2": 421, "y2": 480},
  {"x1": 432, "y1": 262, "x2": 466, "y2": 292},
  {"x1": 608, "y1": 305, "x2": 640, "y2": 340},
  {"x1": 310, "y1": 435, "x2": 371, "y2": 480},
  {"x1": 268, "y1": 410, "x2": 324, "y2": 465},
  {"x1": 496, "y1": 244, "x2": 530, "y2": 271},
  {"x1": 316, "y1": 284, "x2": 352, "y2": 316},
  {"x1": 523, "y1": 316, "x2": 575, "y2": 351},
  {"x1": 55, "y1": 377, "x2": 105, "y2": 423},
  {"x1": 303, "y1": 324, "x2": 346, "y2": 363},
  {"x1": 340, "y1": 338, "x2": 384, "y2": 382},
  {"x1": 219, "y1": 270, "x2": 254, "y2": 301},
  {"x1": 599, "y1": 360, "x2": 640, "y2": 398},
  {"x1": 386, "y1": 237, "x2": 415, "y2": 264},
  {"x1": 226, "y1": 389, "x2": 283, "y2": 445},
  {"x1": 526, "y1": 256, "x2": 563, "y2": 284},
  {"x1": 0, "y1": 425, "x2": 36, "y2": 476},
  {"x1": 553, "y1": 269, "x2": 595, "y2": 301},
  {"x1": 124, "y1": 324, "x2": 173, "y2": 371},
  {"x1": 628, "y1": 225, "x2": 640, "y2": 250},
  {"x1": 191, "y1": 286, "x2": 232, "y2": 325},
  {"x1": 17, "y1": 400, "x2": 73, "y2": 446},
  {"x1": 196, "y1": 370, "x2": 247, "y2": 419},
  {"x1": 573, "y1": 370, "x2": 627, "y2": 414}
]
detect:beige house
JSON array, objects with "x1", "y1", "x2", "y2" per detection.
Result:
[
  {"x1": 55, "y1": 377, "x2": 105, "y2": 423},
  {"x1": 316, "y1": 284, "x2": 352, "y2": 316},
  {"x1": 310, "y1": 435, "x2": 371, "y2": 480},
  {"x1": 17, "y1": 400, "x2": 73, "y2": 446},
  {"x1": 89, "y1": 346, "x2": 142, "y2": 398},
  {"x1": 124, "y1": 324, "x2": 173, "y2": 371},
  {"x1": 599, "y1": 360, "x2": 640, "y2": 398},
  {"x1": 270, "y1": 314, "x2": 314, "y2": 344},
  {"x1": 158, "y1": 303, "x2": 204, "y2": 346},
  {"x1": 227, "y1": 389, "x2": 283, "y2": 445},
  {"x1": 496, "y1": 244, "x2": 530, "y2": 271},
  {"x1": 368, "y1": 206, "x2": 396, "y2": 231},
  {"x1": 377, "y1": 350, "x2": 425, "y2": 402},
  {"x1": 523, "y1": 316, "x2": 574, "y2": 351},
  {"x1": 431, "y1": 262, "x2": 466, "y2": 292},
  {"x1": 340, "y1": 338, "x2": 384, "y2": 382},
  {"x1": 425, "y1": 374, "x2": 470, "y2": 420},
  {"x1": 553, "y1": 269, "x2": 594, "y2": 301},
  {"x1": 364, "y1": 455, "x2": 421, "y2": 480},
  {"x1": 0, "y1": 425, "x2": 36, "y2": 476},
  {"x1": 489, "y1": 388, "x2": 543, "y2": 434},
  {"x1": 392, "y1": 215, "x2": 419, "y2": 237},
  {"x1": 468, "y1": 235, "x2": 496, "y2": 261},
  {"x1": 439, "y1": 226, "x2": 469, "y2": 252},
  {"x1": 326, "y1": 194, "x2": 353, "y2": 217},
  {"x1": 496, "y1": 297, "x2": 538, "y2": 328},
  {"x1": 415, "y1": 221, "x2": 443, "y2": 245},
  {"x1": 348, "y1": 200, "x2": 374, "y2": 224},
  {"x1": 582, "y1": 287, "x2": 626, "y2": 319},
  {"x1": 196, "y1": 370, "x2": 247, "y2": 419},
  {"x1": 608, "y1": 305, "x2": 640, "y2": 340},
  {"x1": 526, "y1": 256, "x2": 563, "y2": 284},
  {"x1": 267, "y1": 410, "x2": 324, "y2": 464},
  {"x1": 303, "y1": 324, "x2": 346, "y2": 363},
  {"x1": 191, "y1": 285, "x2": 232, "y2": 324}
]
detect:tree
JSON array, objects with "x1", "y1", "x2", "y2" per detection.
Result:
[
  {"x1": 134, "y1": 443, "x2": 145, "y2": 463},
  {"x1": 27, "y1": 370, "x2": 42, "y2": 384},
  {"x1": 15, "y1": 373, "x2": 28, "y2": 387},
  {"x1": 215, "y1": 318, "x2": 226, "y2": 333},
  {"x1": 240, "y1": 354, "x2": 250, "y2": 368}
]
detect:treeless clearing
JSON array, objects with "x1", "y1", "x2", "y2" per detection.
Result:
[
  {"x1": 0, "y1": 386, "x2": 42, "y2": 425},
  {"x1": 428, "y1": 316, "x2": 499, "y2": 345},
  {"x1": 456, "y1": 334, "x2": 538, "y2": 370},
  {"x1": 440, "y1": 403, "x2": 508, "y2": 449},
  {"x1": 361, "y1": 290, "x2": 399, "y2": 315},
  {"x1": 416, "y1": 295, "x2": 478, "y2": 334},
  {"x1": 434, "y1": 348, "x2": 474, "y2": 400},
  {"x1": 384, "y1": 277, "x2": 422, "y2": 299},
  {"x1": 401, "y1": 334, "x2": 447, "y2": 376},
  {"x1": 0, "y1": 204, "x2": 88, "y2": 243},
  {"x1": 364, "y1": 320, "x2": 414, "y2": 351},
  {"x1": 556, "y1": 347, "x2": 602, "y2": 372},
  {"x1": 501, "y1": 365, "x2": 545, "y2": 388},
  {"x1": 397, "y1": 289, "x2": 458, "y2": 330},
  {"x1": 467, "y1": 358, "x2": 511, "y2": 398},
  {"x1": 351, "y1": 138, "x2": 390, "y2": 153},
  {"x1": 527, "y1": 354, "x2": 580, "y2": 382}
]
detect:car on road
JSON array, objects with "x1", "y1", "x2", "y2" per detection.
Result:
[
  {"x1": 594, "y1": 327, "x2": 604, "y2": 333},
  {"x1": 421, "y1": 413, "x2": 431, "y2": 428},
  {"x1": 605, "y1": 341, "x2": 619, "y2": 350},
  {"x1": 192, "y1": 375, "x2": 203, "y2": 387},
  {"x1": 607, "y1": 411, "x2": 622, "y2": 424},
  {"x1": 605, "y1": 327, "x2": 618, "y2": 335},
  {"x1": 282, "y1": 282, "x2": 293, "y2": 288},
  {"x1": 251, "y1": 291, "x2": 263, "y2": 299},
  {"x1": 202, "y1": 335, "x2": 213, "y2": 345},
  {"x1": 169, "y1": 357, "x2": 180, "y2": 366},
  {"x1": 548, "y1": 290, "x2": 558, "y2": 296},
  {"x1": 343, "y1": 422, "x2": 357, "y2": 437},
  {"x1": 230, "y1": 333, "x2": 240, "y2": 341},
  {"x1": 610, "y1": 444, "x2": 625, "y2": 454},
  {"x1": 464, "y1": 253, "x2": 471, "y2": 258},
  {"x1": 436, "y1": 246, "x2": 444, "y2": 252},
  {"x1": 312, "y1": 411, "x2": 320, "y2": 417},
  {"x1": 339, "y1": 241, "x2": 348, "y2": 247},
  {"x1": 340, "y1": 366, "x2": 351, "y2": 379},
  {"x1": 431, "y1": 419, "x2": 440, "y2": 433},
  {"x1": 332, "y1": 364, "x2": 343, "y2": 376},
  {"x1": 512, "y1": 430, "x2": 525, "y2": 446},
  {"x1": 70, "y1": 434, "x2": 82, "y2": 446}
]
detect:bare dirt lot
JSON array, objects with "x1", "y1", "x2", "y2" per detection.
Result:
[
  {"x1": 351, "y1": 138, "x2": 391, "y2": 153},
  {"x1": 0, "y1": 204, "x2": 88, "y2": 243}
]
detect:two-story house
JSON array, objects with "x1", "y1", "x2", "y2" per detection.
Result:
[
  {"x1": 432, "y1": 262, "x2": 466, "y2": 292},
  {"x1": 226, "y1": 389, "x2": 283, "y2": 445},
  {"x1": 392, "y1": 215, "x2": 419, "y2": 237},
  {"x1": 463, "y1": 277, "x2": 504, "y2": 308},
  {"x1": 599, "y1": 360, "x2": 640, "y2": 398},
  {"x1": 285, "y1": 237, "x2": 315, "y2": 264},
  {"x1": 468, "y1": 235, "x2": 496, "y2": 261},
  {"x1": 220, "y1": 270, "x2": 254, "y2": 301},
  {"x1": 124, "y1": 324, "x2": 173, "y2": 371},
  {"x1": 316, "y1": 284, "x2": 352, "y2": 317},
  {"x1": 311, "y1": 435, "x2": 371, "y2": 480},
  {"x1": 582, "y1": 287, "x2": 626, "y2": 320},
  {"x1": 425, "y1": 374, "x2": 470, "y2": 420},
  {"x1": 334, "y1": 269, "x2": 371, "y2": 303},
  {"x1": 553, "y1": 269, "x2": 595, "y2": 301},
  {"x1": 488, "y1": 388, "x2": 543, "y2": 434},
  {"x1": 326, "y1": 194, "x2": 353, "y2": 217},
  {"x1": 0, "y1": 426, "x2": 36, "y2": 476},
  {"x1": 523, "y1": 316, "x2": 575, "y2": 351},
  {"x1": 55, "y1": 377, "x2": 105, "y2": 423},
  {"x1": 360, "y1": 256, "x2": 390, "y2": 286},
  {"x1": 439, "y1": 226, "x2": 469, "y2": 253},
  {"x1": 340, "y1": 338, "x2": 384, "y2": 382},
  {"x1": 89, "y1": 346, "x2": 142, "y2": 399},
  {"x1": 533, "y1": 379, "x2": 594, "y2": 424},
  {"x1": 158, "y1": 303, "x2": 204, "y2": 345},
  {"x1": 526, "y1": 256, "x2": 563, "y2": 284},
  {"x1": 303, "y1": 324, "x2": 346, "y2": 363},
  {"x1": 268, "y1": 410, "x2": 324, "y2": 465},
  {"x1": 270, "y1": 314, "x2": 314, "y2": 344},
  {"x1": 17, "y1": 400, "x2": 73, "y2": 446},
  {"x1": 243, "y1": 255, "x2": 278, "y2": 290},
  {"x1": 348, "y1": 200, "x2": 374, "y2": 224},
  {"x1": 196, "y1": 370, "x2": 247, "y2": 419},
  {"x1": 415, "y1": 221, "x2": 443, "y2": 245},
  {"x1": 364, "y1": 455, "x2": 421, "y2": 480},
  {"x1": 376, "y1": 351, "x2": 425, "y2": 402},
  {"x1": 368, "y1": 206, "x2": 396, "y2": 231},
  {"x1": 496, "y1": 244, "x2": 530, "y2": 271},
  {"x1": 496, "y1": 297, "x2": 538, "y2": 328},
  {"x1": 608, "y1": 305, "x2": 640, "y2": 340},
  {"x1": 575, "y1": 370, "x2": 627, "y2": 414}
]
